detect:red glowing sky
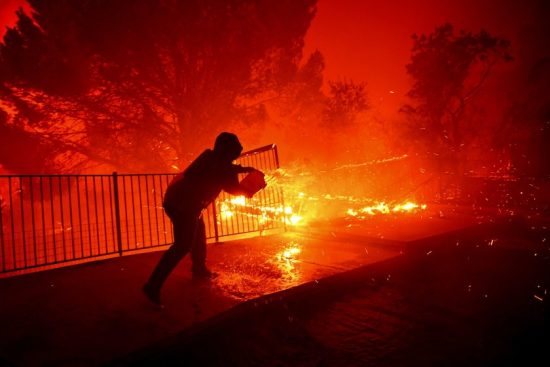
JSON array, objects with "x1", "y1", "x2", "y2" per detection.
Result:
[
  {"x1": 0, "y1": 0, "x2": 29, "y2": 35},
  {"x1": 0, "y1": 0, "x2": 537, "y2": 117},
  {"x1": 303, "y1": 0, "x2": 534, "y2": 117}
]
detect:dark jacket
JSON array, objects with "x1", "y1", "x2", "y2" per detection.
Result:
[{"x1": 163, "y1": 149, "x2": 248, "y2": 215}]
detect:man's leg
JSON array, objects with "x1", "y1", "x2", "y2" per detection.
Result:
[
  {"x1": 144, "y1": 212, "x2": 198, "y2": 304},
  {"x1": 191, "y1": 218, "x2": 213, "y2": 277}
]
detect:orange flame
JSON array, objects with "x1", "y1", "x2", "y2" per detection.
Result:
[{"x1": 347, "y1": 201, "x2": 427, "y2": 218}]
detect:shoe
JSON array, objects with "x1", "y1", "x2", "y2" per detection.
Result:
[
  {"x1": 192, "y1": 267, "x2": 218, "y2": 280},
  {"x1": 142, "y1": 283, "x2": 163, "y2": 308}
]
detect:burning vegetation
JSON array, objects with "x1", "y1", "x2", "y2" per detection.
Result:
[{"x1": 216, "y1": 152, "x2": 429, "y2": 232}]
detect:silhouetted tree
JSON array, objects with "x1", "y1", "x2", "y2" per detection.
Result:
[
  {"x1": 322, "y1": 79, "x2": 368, "y2": 129},
  {"x1": 267, "y1": 50, "x2": 329, "y2": 162},
  {"x1": 498, "y1": 1, "x2": 550, "y2": 178},
  {"x1": 265, "y1": 50, "x2": 325, "y2": 118},
  {"x1": 402, "y1": 23, "x2": 511, "y2": 175},
  {"x1": 0, "y1": 0, "x2": 317, "y2": 173},
  {"x1": 0, "y1": 109, "x2": 58, "y2": 173},
  {"x1": 400, "y1": 23, "x2": 512, "y2": 201}
]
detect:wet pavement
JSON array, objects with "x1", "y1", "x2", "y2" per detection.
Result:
[
  {"x1": 0, "y1": 206, "x2": 544, "y2": 366},
  {"x1": 116, "y1": 214, "x2": 550, "y2": 366}
]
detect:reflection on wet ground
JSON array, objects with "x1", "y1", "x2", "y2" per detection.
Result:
[
  {"x1": 209, "y1": 230, "x2": 399, "y2": 301},
  {"x1": 212, "y1": 240, "x2": 309, "y2": 300},
  {"x1": 207, "y1": 208, "x2": 478, "y2": 301},
  {"x1": 130, "y1": 221, "x2": 550, "y2": 366}
]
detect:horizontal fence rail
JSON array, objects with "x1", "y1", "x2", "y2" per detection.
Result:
[{"x1": 0, "y1": 144, "x2": 284, "y2": 275}]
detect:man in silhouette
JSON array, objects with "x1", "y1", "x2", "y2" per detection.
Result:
[{"x1": 143, "y1": 132, "x2": 264, "y2": 306}]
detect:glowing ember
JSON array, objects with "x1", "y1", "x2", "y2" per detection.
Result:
[
  {"x1": 288, "y1": 214, "x2": 303, "y2": 225},
  {"x1": 347, "y1": 201, "x2": 427, "y2": 218},
  {"x1": 281, "y1": 246, "x2": 301, "y2": 260},
  {"x1": 216, "y1": 194, "x2": 304, "y2": 227},
  {"x1": 220, "y1": 202, "x2": 234, "y2": 219},
  {"x1": 230, "y1": 196, "x2": 246, "y2": 206},
  {"x1": 218, "y1": 193, "x2": 425, "y2": 226},
  {"x1": 332, "y1": 154, "x2": 409, "y2": 171},
  {"x1": 270, "y1": 242, "x2": 303, "y2": 282},
  {"x1": 216, "y1": 171, "x2": 427, "y2": 229},
  {"x1": 346, "y1": 208, "x2": 358, "y2": 216},
  {"x1": 394, "y1": 201, "x2": 427, "y2": 212}
]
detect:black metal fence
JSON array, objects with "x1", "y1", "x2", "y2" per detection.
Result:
[{"x1": 0, "y1": 144, "x2": 284, "y2": 275}]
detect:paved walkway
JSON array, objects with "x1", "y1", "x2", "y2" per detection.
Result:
[{"x1": 0, "y1": 207, "x2": 482, "y2": 366}]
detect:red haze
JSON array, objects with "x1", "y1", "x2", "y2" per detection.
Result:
[
  {"x1": 1, "y1": 0, "x2": 538, "y2": 122},
  {"x1": 0, "y1": 0, "x2": 29, "y2": 35},
  {"x1": 304, "y1": 0, "x2": 536, "y2": 119}
]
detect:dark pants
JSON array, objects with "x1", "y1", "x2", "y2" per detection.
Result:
[{"x1": 147, "y1": 207, "x2": 206, "y2": 289}]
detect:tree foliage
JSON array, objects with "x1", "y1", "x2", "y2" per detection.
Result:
[
  {"x1": 322, "y1": 79, "x2": 368, "y2": 129},
  {"x1": 402, "y1": 23, "x2": 512, "y2": 157},
  {"x1": 0, "y1": 0, "x2": 318, "y2": 173},
  {"x1": 498, "y1": 1, "x2": 550, "y2": 178}
]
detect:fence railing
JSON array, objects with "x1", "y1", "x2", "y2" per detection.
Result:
[{"x1": 0, "y1": 144, "x2": 284, "y2": 275}]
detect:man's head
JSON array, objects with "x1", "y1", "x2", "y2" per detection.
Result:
[{"x1": 213, "y1": 132, "x2": 243, "y2": 162}]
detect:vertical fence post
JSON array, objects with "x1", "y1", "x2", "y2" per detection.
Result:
[
  {"x1": 273, "y1": 144, "x2": 280, "y2": 168},
  {"x1": 273, "y1": 145, "x2": 287, "y2": 231},
  {"x1": 211, "y1": 202, "x2": 220, "y2": 243},
  {"x1": 112, "y1": 172, "x2": 124, "y2": 256},
  {"x1": 0, "y1": 196, "x2": 5, "y2": 272}
]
